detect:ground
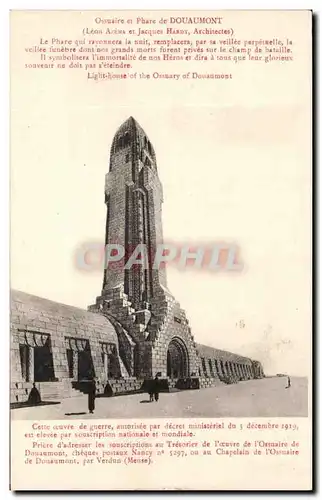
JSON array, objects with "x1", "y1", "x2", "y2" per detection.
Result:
[{"x1": 11, "y1": 376, "x2": 308, "y2": 420}]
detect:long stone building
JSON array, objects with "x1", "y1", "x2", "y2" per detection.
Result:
[{"x1": 10, "y1": 117, "x2": 264, "y2": 404}]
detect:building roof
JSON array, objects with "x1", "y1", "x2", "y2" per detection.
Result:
[
  {"x1": 196, "y1": 342, "x2": 253, "y2": 364},
  {"x1": 110, "y1": 116, "x2": 156, "y2": 163},
  {"x1": 115, "y1": 116, "x2": 145, "y2": 138},
  {"x1": 10, "y1": 289, "x2": 119, "y2": 345}
]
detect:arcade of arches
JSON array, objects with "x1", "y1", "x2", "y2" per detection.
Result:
[
  {"x1": 165, "y1": 337, "x2": 257, "y2": 382},
  {"x1": 199, "y1": 356, "x2": 254, "y2": 381}
]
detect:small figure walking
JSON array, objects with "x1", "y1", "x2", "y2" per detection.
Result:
[
  {"x1": 285, "y1": 376, "x2": 291, "y2": 389},
  {"x1": 149, "y1": 384, "x2": 154, "y2": 402},
  {"x1": 153, "y1": 374, "x2": 160, "y2": 402},
  {"x1": 88, "y1": 378, "x2": 96, "y2": 414}
]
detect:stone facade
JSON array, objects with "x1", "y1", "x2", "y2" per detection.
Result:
[
  {"x1": 10, "y1": 290, "x2": 126, "y2": 403},
  {"x1": 10, "y1": 117, "x2": 264, "y2": 404},
  {"x1": 196, "y1": 344, "x2": 264, "y2": 388}
]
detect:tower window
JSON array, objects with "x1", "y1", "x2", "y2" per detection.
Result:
[
  {"x1": 124, "y1": 132, "x2": 130, "y2": 147},
  {"x1": 117, "y1": 135, "x2": 124, "y2": 149},
  {"x1": 125, "y1": 154, "x2": 129, "y2": 163},
  {"x1": 144, "y1": 157, "x2": 151, "y2": 167}
]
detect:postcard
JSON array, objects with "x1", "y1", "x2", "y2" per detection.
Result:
[{"x1": 10, "y1": 10, "x2": 312, "y2": 490}]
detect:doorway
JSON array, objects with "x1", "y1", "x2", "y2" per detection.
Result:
[
  {"x1": 34, "y1": 342, "x2": 55, "y2": 382},
  {"x1": 78, "y1": 348, "x2": 94, "y2": 380},
  {"x1": 166, "y1": 337, "x2": 189, "y2": 379}
]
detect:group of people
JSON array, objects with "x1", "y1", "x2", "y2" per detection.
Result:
[
  {"x1": 86, "y1": 374, "x2": 161, "y2": 414},
  {"x1": 27, "y1": 375, "x2": 162, "y2": 414},
  {"x1": 28, "y1": 374, "x2": 293, "y2": 415},
  {"x1": 148, "y1": 375, "x2": 160, "y2": 403}
]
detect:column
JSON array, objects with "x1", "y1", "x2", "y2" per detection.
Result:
[
  {"x1": 72, "y1": 351, "x2": 78, "y2": 380},
  {"x1": 103, "y1": 353, "x2": 108, "y2": 378},
  {"x1": 230, "y1": 362, "x2": 235, "y2": 381},
  {"x1": 216, "y1": 360, "x2": 223, "y2": 380},
  {"x1": 28, "y1": 346, "x2": 34, "y2": 383},
  {"x1": 213, "y1": 359, "x2": 219, "y2": 378},
  {"x1": 20, "y1": 345, "x2": 27, "y2": 381}
]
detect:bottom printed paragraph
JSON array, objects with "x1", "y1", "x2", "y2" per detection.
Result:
[{"x1": 21, "y1": 419, "x2": 303, "y2": 466}]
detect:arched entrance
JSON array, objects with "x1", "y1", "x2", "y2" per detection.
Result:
[{"x1": 167, "y1": 338, "x2": 189, "y2": 379}]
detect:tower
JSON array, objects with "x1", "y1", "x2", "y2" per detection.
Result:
[
  {"x1": 102, "y1": 116, "x2": 166, "y2": 308},
  {"x1": 90, "y1": 117, "x2": 199, "y2": 380}
]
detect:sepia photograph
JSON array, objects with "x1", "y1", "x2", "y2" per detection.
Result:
[{"x1": 10, "y1": 113, "x2": 308, "y2": 420}]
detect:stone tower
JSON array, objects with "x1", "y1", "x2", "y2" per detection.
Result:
[
  {"x1": 90, "y1": 117, "x2": 199, "y2": 379},
  {"x1": 102, "y1": 116, "x2": 166, "y2": 308}
]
